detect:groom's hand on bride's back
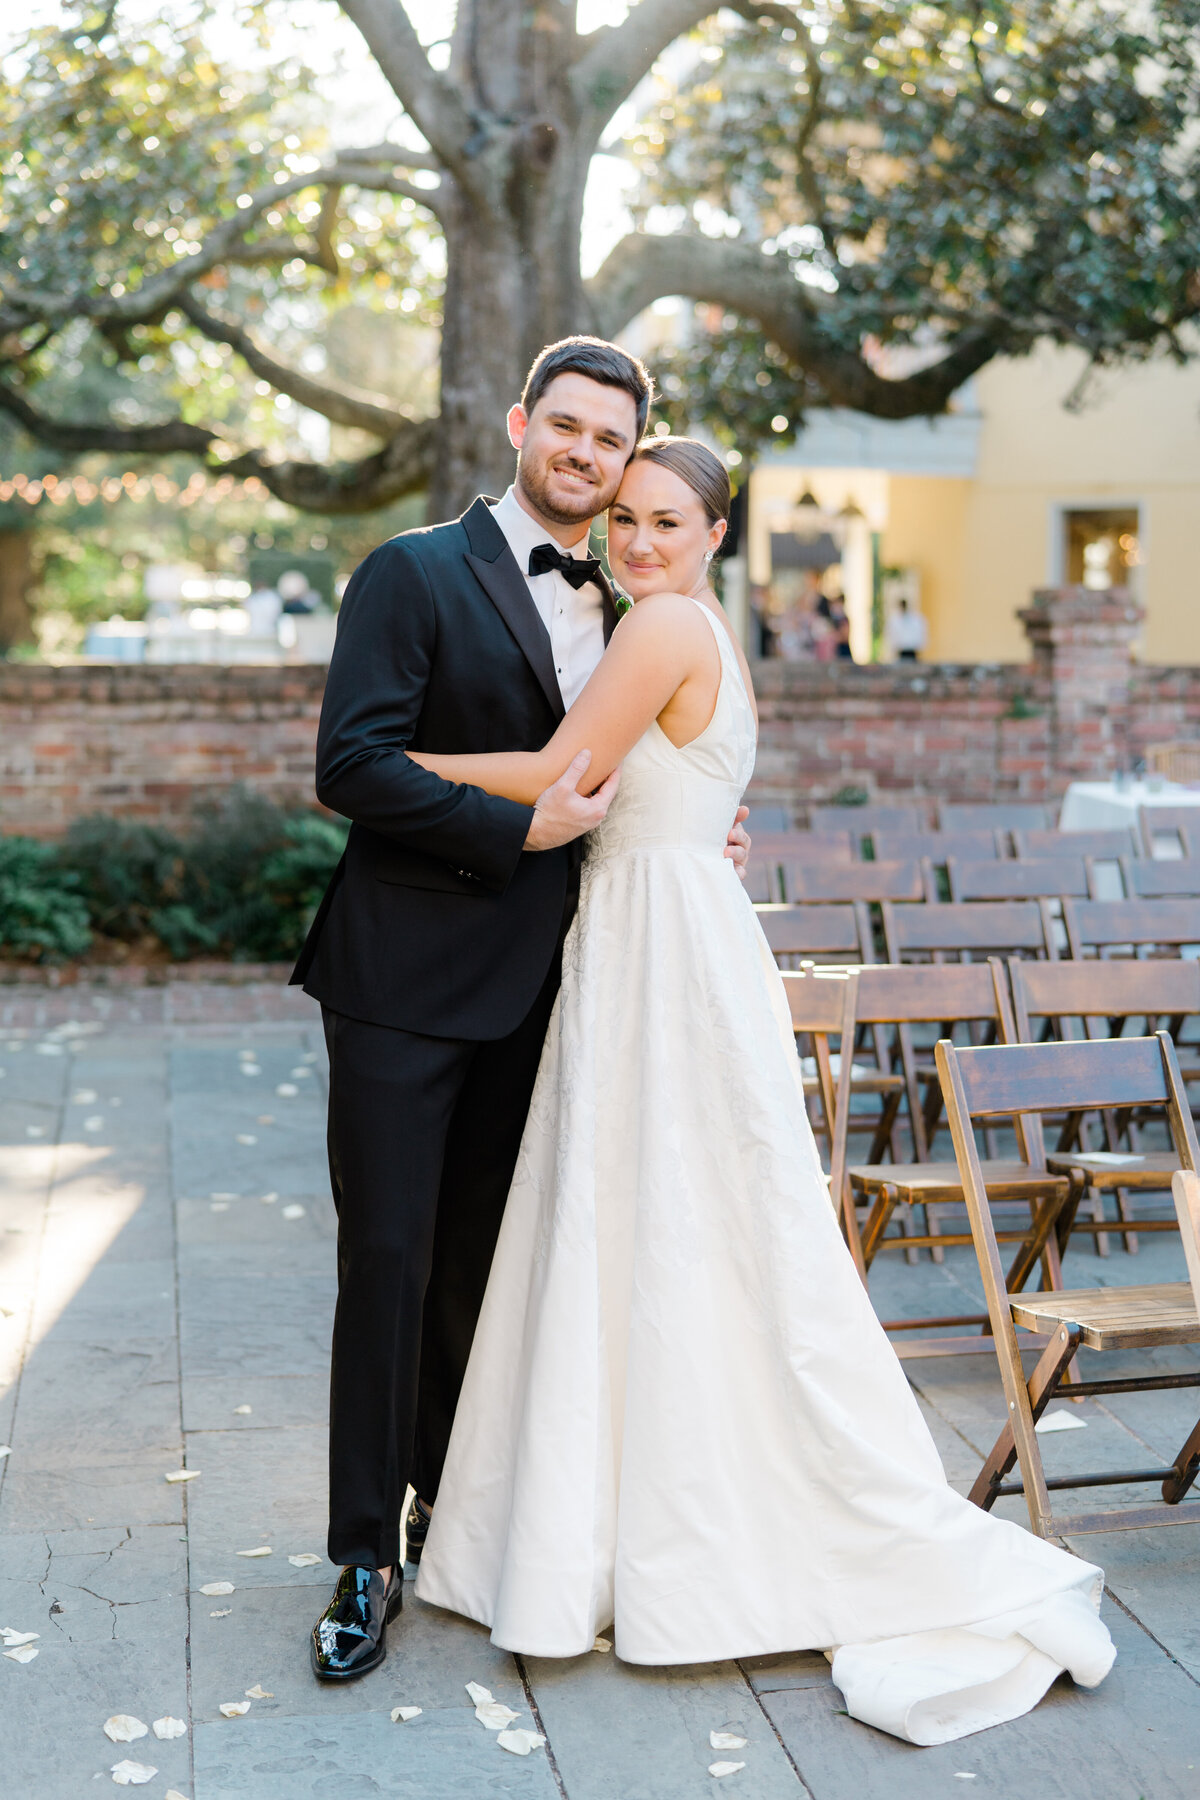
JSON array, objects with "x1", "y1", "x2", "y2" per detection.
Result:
[
  {"x1": 525, "y1": 750, "x2": 620, "y2": 851},
  {"x1": 725, "y1": 806, "x2": 751, "y2": 880}
]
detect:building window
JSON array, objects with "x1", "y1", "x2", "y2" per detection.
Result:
[{"x1": 1061, "y1": 506, "x2": 1140, "y2": 591}]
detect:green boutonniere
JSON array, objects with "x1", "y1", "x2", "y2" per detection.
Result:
[{"x1": 614, "y1": 593, "x2": 634, "y2": 619}]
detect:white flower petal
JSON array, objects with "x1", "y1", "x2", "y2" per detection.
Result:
[
  {"x1": 497, "y1": 1728, "x2": 545, "y2": 1756},
  {"x1": 709, "y1": 1763, "x2": 745, "y2": 1778},
  {"x1": 219, "y1": 1701, "x2": 251, "y2": 1717},
  {"x1": 236, "y1": 1546, "x2": 272, "y2": 1558},
  {"x1": 289, "y1": 1067, "x2": 312, "y2": 1079},
  {"x1": 34, "y1": 1042, "x2": 64, "y2": 1055},
  {"x1": 103, "y1": 1716, "x2": 148, "y2": 1744},
  {"x1": 84, "y1": 1116, "x2": 104, "y2": 1131},
  {"x1": 72, "y1": 1089, "x2": 98, "y2": 1104},
  {"x1": 465, "y1": 1682, "x2": 493, "y2": 1707},
  {"x1": 210, "y1": 1203, "x2": 229, "y2": 1212},
  {"x1": 275, "y1": 1083, "x2": 298, "y2": 1097},
  {"x1": 592, "y1": 1635, "x2": 612, "y2": 1653},
  {"x1": 710, "y1": 1732, "x2": 748, "y2": 1751},
  {"x1": 301, "y1": 1052, "x2": 318, "y2": 1063},
  {"x1": 288, "y1": 1553, "x2": 322, "y2": 1568},
  {"x1": 109, "y1": 1760, "x2": 157, "y2": 1785},
  {"x1": 244, "y1": 1684, "x2": 273, "y2": 1700},
  {"x1": 475, "y1": 1700, "x2": 520, "y2": 1730},
  {"x1": 281, "y1": 1204, "x2": 305, "y2": 1220},
  {"x1": 0, "y1": 1446, "x2": 11, "y2": 1459},
  {"x1": 199, "y1": 1583, "x2": 234, "y2": 1597},
  {"x1": 26, "y1": 1127, "x2": 45, "y2": 1138},
  {"x1": 256, "y1": 1115, "x2": 275, "y2": 1125},
  {"x1": 151, "y1": 1717, "x2": 186, "y2": 1740},
  {"x1": 260, "y1": 1192, "x2": 278, "y2": 1204},
  {"x1": 1035, "y1": 1409, "x2": 1088, "y2": 1434},
  {"x1": 0, "y1": 1628, "x2": 37, "y2": 1645},
  {"x1": 210, "y1": 1191, "x2": 237, "y2": 1201},
  {"x1": 209, "y1": 1609, "x2": 232, "y2": 1618},
  {"x1": 4, "y1": 1644, "x2": 38, "y2": 1663},
  {"x1": 166, "y1": 1791, "x2": 190, "y2": 1799},
  {"x1": 233, "y1": 1405, "x2": 252, "y2": 1416},
  {"x1": 235, "y1": 1134, "x2": 257, "y2": 1146},
  {"x1": 163, "y1": 1470, "x2": 201, "y2": 1484},
  {"x1": 391, "y1": 1706, "x2": 422, "y2": 1722},
  {"x1": 240, "y1": 1065, "x2": 261, "y2": 1076}
]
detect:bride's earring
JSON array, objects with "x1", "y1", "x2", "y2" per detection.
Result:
[{"x1": 704, "y1": 550, "x2": 714, "y2": 565}]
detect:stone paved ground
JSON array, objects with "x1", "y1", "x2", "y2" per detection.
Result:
[{"x1": 1, "y1": 982, "x2": 1199, "y2": 1799}]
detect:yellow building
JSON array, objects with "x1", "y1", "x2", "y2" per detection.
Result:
[{"x1": 745, "y1": 341, "x2": 1200, "y2": 666}]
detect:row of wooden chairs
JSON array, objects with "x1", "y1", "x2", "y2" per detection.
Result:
[
  {"x1": 758, "y1": 895, "x2": 1200, "y2": 966},
  {"x1": 784, "y1": 963, "x2": 1200, "y2": 1540},
  {"x1": 748, "y1": 845, "x2": 1200, "y2": 906},
  {"x1": 749, "y1": 799, "x2": 1200, "y2": 857}
]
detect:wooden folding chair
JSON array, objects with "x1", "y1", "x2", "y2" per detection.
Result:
[
  {"x1": 782, "y1": 966, "x2": 906, "y2": 1176},
  {"x1": 1137, "y1": 804, "x2": 1200, "y2": 859},
  {"x1": 1006, "y1": 956, "x2": 1200, "y2": 1253},
  {"x1": 779, "y1": 968, "x2": 861, "y2": 1186},
  {"x1": 1014, "y1": 826, "x2": 1141, "y2": 861},
  {"x1": 947, "y1": 855, "x2": 1092, "y2": 902},
  {"x1": 938, "y1": 1032, "x2": 1200, "y2": 1537},
  {"x1": 1063, "y1": 896, "x2": 1200, "y2": 960},
  {"x1": 756, "y1": 903, "x2": 872, "y2": 969},
  {"x1": 872, "y1": 829, "x2": 1006, "y2": 865},
  {"x1": 809, "y1": 802, "x2": 931, "y2": 838},
  {"x1": 937, "y1": 801, "x2": 1052, "y2": 834},
  {"x1": 787, "y1": 858, "x2": 928, "y2": 904},
  {"x1": 743, "y1": 804, "x2": 791, "y2": 832},
  {"x1": 1120, "y1": 857, "x2": 1200, "y2": 899},
  {"x1": 832, "y1": 963, "x2": 1076, "y2": 1333},
  {"x1": 882, "y1": 899, "x2": 1054, "y2": 966}
]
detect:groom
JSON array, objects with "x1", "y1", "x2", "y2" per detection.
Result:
[{"x1": 293, "y1": 335, "x2": 749, "y2": 1679}]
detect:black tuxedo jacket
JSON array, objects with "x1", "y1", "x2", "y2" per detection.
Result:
[{"x1": 291, "y1": 497, "x2": 617, "y2": 1039}]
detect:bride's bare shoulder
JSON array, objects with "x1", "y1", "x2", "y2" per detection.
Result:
[{"x1": 614, "y1": 592, "x2": 708, "y2": 636}]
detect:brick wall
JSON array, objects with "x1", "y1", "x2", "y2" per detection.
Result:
[
  {"x1": 3, "y1": 588, "x2": 1197, "y2": 835},
  {"x1": 0, "y1": 663, "x2": 325, "y2": 835}
]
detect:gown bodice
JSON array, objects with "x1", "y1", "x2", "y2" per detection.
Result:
[{"x1": 587, "y1": 599, "x2": 756, "y2": 864}]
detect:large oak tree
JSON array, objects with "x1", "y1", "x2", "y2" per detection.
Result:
[{"x1": 2, "y1": 0, "x2": 1197, "y2": 520}]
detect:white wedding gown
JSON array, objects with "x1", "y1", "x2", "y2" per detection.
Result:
[{"x1": 415, "y1": 601, "x2": 1115, "y2": 1744}]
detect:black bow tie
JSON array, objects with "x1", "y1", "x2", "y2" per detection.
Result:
[{"x1": 528, "y1": 542, "x2": 602, "y2": 590}]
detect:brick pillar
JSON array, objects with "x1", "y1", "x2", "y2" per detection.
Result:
[{"x1": 1017, "y1": 585, "x2": 1143, "y2": 782}]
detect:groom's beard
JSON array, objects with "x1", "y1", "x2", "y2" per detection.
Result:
[{"x1": 516, "y1": 456, "x2": 620, "y2": 529}]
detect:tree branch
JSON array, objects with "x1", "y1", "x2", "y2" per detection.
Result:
[
  {"x1": 0, "y1": 378, "x2": 218, "y2": 455},
  {"x1": 336, "y1": 0, "x2": 482, "y2": 187},
  {"x1": 178, "y1": 295, "x2": 413, "y2": 438},
  {"x1": 587, "y1": 231, "x2": 1000, "y2": 416},
  {"x1": 572, "y1": 0, "x2": 802, "y2": 142},
  {"x1": 219, "y1": 415, "x2": 438, "y2": 513}
]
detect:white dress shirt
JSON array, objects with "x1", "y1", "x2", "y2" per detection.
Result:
[{"x1": 490, "y1": 486, "x2": 606, "y2": 710}]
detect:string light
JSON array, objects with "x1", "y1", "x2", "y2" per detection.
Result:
[{"x1": 0, "y1": 472, "x2": 270, "y2": 507}]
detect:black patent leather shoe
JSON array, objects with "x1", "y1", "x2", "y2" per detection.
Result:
[
  {"x1": 404, "y1": 1495, "x2": 432, "y2": 1565},
  {"x1": 310, "y1": 1565, "x2": 402, "y2": 1682}
]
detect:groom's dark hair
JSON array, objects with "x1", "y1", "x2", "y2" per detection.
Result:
[{"x1": 521, "y1": 336, "x2": 654, "y2": 440}]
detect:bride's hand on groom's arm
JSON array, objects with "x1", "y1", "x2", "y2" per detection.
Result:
[
  {"x1": 525, "y1": 751, "x2": 621, "y2": 852},
  {"x1": 724, "y1": 806, "x2": 750, "y2": 880}
]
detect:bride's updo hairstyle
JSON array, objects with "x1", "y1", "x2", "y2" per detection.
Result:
[{"x1": 633, "y1": 436, "x2": 731, "y2": 531}]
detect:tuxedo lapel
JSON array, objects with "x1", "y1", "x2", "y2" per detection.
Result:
[{"x1": 462, "y1": 497, "x2": 564, "y2": 721}]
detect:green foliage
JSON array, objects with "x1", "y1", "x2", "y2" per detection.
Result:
[
  {"x1": 0, "y1": 791, "x2": 348, "y2": 965},
  {"x1": 634, "y1": 0, "x2": 1200, "y2": 453},
  {"x1": 0, "y1": 838, "x2": 92, "y2": 962}
]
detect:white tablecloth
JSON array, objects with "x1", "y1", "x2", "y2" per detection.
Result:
[{"x1": 1059, "y1": 780, "x2": 1200, "y2": 841}]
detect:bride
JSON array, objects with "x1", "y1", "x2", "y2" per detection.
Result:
[{"x1": 404, "y1": 436, "x2": 1115, "y2": 1745}]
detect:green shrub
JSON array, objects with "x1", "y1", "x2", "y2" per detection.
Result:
[
  {"x1": 13, "y1": 789, "x2": 350, "y2": 965},
  {"x1": 0, "y1": 837, "x2": 92, "y2": 962}
]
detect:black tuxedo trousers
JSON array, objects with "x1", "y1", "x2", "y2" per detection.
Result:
[{"x1": 322, "y1": 952, "x2": 562, "y2": 1570}]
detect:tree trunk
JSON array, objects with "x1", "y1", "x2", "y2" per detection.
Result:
[
  {"x1": 0, "y1": 528, "x2": 35, "y2": 655},
  {"x1": 430, "y1": 3, "x2": 594, "y2": 520}
]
